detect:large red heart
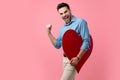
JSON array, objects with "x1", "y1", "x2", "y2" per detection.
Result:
[{"x1": 62, "y1": 29, "x2": 93, "y2": 73}]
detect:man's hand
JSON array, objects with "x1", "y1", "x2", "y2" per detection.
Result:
[
  {"x1": 70, "y1": 57, "x2": 80, "y2": 66},
  {"x1": 46, "y1": 24, "x2": 52, "y2": 34}
]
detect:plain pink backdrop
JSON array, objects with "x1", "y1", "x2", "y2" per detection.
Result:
[{"x1": 0, "y1": 0, "x2": 120, "y2": 80}]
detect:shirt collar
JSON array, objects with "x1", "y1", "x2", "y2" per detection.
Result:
[{"x1": 64, "y1": 16, "x2": 76, "y2": 26}]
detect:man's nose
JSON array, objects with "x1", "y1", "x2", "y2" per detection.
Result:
[{"x1": 62, "y1": 13, "x2": 66, "y2": 17}]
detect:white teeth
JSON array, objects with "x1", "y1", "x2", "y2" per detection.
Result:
[
  {"x1": 64, "y1": 16, "x2": 68, "y2": 19},
  {"x1": 64, "y1": 17, "x2": 68, "y2": 19}
]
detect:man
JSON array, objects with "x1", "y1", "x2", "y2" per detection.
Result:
[{"x1": 46, "y1": 2, "x2": 90, "y2": 80}]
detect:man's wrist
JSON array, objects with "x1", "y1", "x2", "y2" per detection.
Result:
[{"x1": 48, "y1": 31, "x2": 51, "y2": 35}]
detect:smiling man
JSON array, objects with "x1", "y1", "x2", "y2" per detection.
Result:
[{"x1": 46, "y1": 2, "x2": 90, "y2": 80}]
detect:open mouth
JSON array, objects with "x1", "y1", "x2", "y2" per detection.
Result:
[
  {"x1": 64, "y1": 16, "x2": 69, "y2": 19},
  {"x1": 63, "y1": 16, "x2": 69, "y2": 21}
]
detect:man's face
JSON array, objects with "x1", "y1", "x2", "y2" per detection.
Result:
[{"x1": 58, "y1": 7, "x2": 72, "y2": 24}]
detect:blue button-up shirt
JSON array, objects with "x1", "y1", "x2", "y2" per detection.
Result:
[{"x1": 55, "y1": 16, "x2": 90, "y2": 51}]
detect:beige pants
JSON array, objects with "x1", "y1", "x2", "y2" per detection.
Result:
[{"x1": 61, "y1": 57, "x2": 77, "y2": 80}]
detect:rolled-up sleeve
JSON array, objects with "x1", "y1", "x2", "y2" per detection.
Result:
[
  {"x1": 55, "y1": 37, "x2": 62, "y2": 49},
  {"x1": 79, "y1": 19, "x2": 90, "y2": 50},
  {"x1": 54, "y1": 30, "x2": 62, "y2": 49}
]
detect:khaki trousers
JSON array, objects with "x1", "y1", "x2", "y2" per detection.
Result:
[{"x1": 61, "y1": 57, "x2": 77, "y2": 80}]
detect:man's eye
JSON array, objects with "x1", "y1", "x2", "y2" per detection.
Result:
[{"x1": 64, "y1": 11, "x2": 67, "y2": 13}]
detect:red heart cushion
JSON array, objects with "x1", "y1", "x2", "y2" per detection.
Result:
[{"x1": 62, "y1": 29, "x2": 93, "y2": 73}]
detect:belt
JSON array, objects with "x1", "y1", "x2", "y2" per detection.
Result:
[{"x1": 63, "y1": 53, "x2": 67, "y2": 57}]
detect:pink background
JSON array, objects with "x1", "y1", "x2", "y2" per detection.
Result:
[{"x1": 0, "y1": 0, "x2": 120, "y2": 80}]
